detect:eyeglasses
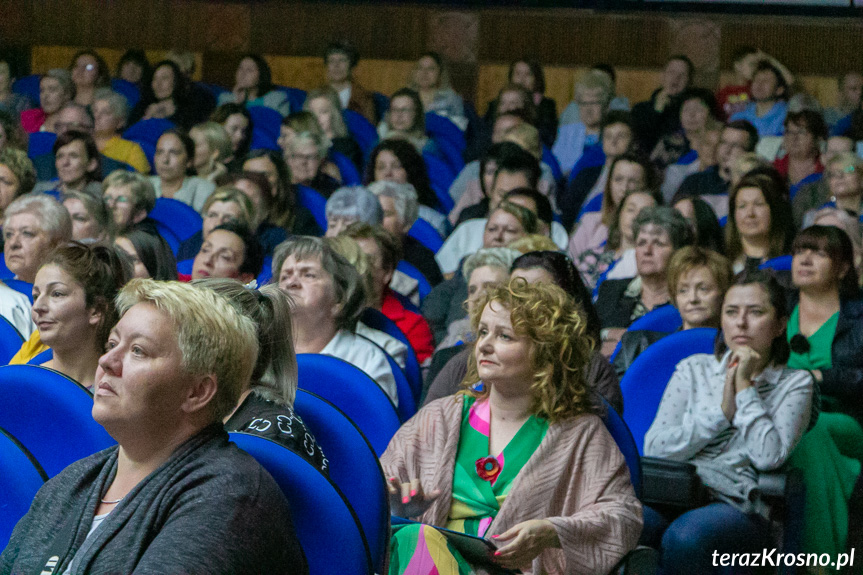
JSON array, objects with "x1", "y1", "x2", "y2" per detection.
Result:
[
  {"x1": 789, "y1": 334, "x2": 810, "y2": 355},
  {"x1": 289, "y1": 153, "x2": 319, "y2": 163}
]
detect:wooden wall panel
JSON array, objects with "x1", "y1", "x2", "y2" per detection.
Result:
[{"x1": 31, "y1": 46, "x2": 204, "y2": 79}]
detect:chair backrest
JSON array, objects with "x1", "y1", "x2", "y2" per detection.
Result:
[
  {"x1": 229, "y1": 432, "x2": 372, "y2": 575},
  {"x1": 12, "y1": 74, "x2": 41, "y2": 104},
  {"x1": 276, "y1": 86, "x2": 307, "y2": 113},
  {"x1": 0, "y1": 257, "x2": 13, "y2": 281},
  {"x1": 198, "y1": 82, "x2": 229, "y2": 100},
  {"x1": 361, "y1": 307, "x2": 422, "y2": 403},
  {"x1": 343, "y1": 110, "x2": 378, "y2": 158},
  {"x1": 566, "y1": 144, "x2": 605, "y2": 185},
  {"x1": 258, "y1": 255, "x2": 273, "y2": 285},
  {"x1": 372, "y1": 92, "x2": 390, "y2": 122},
  {"x1": 760, "y1": 255, "x2": 793, "y2": 272},
  {"x1": 378, "y1": 343, "x2": 417, "y2": 422},
  {"x1": 295, "y1": 184, "x2": 328, "y2": 231},
  {"x1": 149, "y1": 197, "x2": 203, "y2": 244},
  {"x1": 27, "y1": 132, "x2": 57, "y2": 159},
  {"x1": 422, "y1": 152, "x2": 456, "y2": 213},
  {"x1": 0, "y1": 427, "x2": 47, "y2": 548},
  {"x1": 620, "y1": 328, "x2": 718, "y2": 454},
  {"x1": 123, "y1": 118, "x2": 176, "y2": 147},
  {"x1": 248, "y1": 106, "x2": 282, "y2": 151},
  {"x1": 0, "y1": 364, "x2": 116, "y2": 477},
  {"x1": 391, "y1": 290, "x2": 421, "y2": 314},
  {"x1": 425, "y1": 112, "x2": 466, "y2": 152},
  {"x1": 406, "y1": 218, "x2": 444, "y2": 253},
  {"x1": 430, "y1": 139, "x2": 466, "y2": 175},
  {"x1": 0, "y1": 315, "x2": 24, "y2": 364},
  {"x1": 600, "y1": 399, "x2": 642, "y2": 499},
  {"x1": 395, "y1": 260, "x2": 432, "y2": 302},
  {"x1": 542, "y1": 145, "x2": 564, "y2": 184},
  {"x1": 329, "y1": 150, "x2": 362, "y2": 185},
  {"x1": 577, "y1": 192, "x2": 603, "y2": 217},
  {"x1": 296, "y1": 354, "x2": 401, "y2": 456},
  {"x1": 627, "y1": 305, "x2": 682, "y2": 333},
  {"x1": 110, "y1": 78, "x2": 141, "y2": 109},
  {"x1": 293, "y1": 390, "x2": 389, "y2": 572},
  {"x1": 4, "y1": 279, "x2": 33, "y2": 304}
]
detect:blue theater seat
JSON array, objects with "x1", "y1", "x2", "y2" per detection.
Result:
[{"x1": 0, "y1": 427, "x2": 47, "y2": 548}]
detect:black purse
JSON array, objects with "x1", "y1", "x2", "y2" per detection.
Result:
[{"x1": 641, "y1": 456, "x2": 711, "y2": 509}]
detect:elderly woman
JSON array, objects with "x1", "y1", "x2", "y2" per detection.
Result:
[
  {"x1": 552, "y1": 70, "x2": 613, "y2": 178},
  {"x1": 102, "y1": 170, "x2": 157, "y2": 235},
  {"x1": 32, "y1": 130, "x2": 103, "y2": 197},
  {"x1": 726, "y1": 173, "x2": 793, "y2": 274},
  {"x1": 575, "y1": 188, "x2": 660, "y2": 290},
  {"x1": 774, "y1": 110, "x2": 827, "y2": 196},
  {"x1": 16, "y1": 243, "x2": 127, "y2": 387},
  {"x1": 383, "y1": 280, "x2": 641, "y2": 574},
  {"x1": 595, "y1": 206, "x2": 694, "y2": 356},
  {"x1": 287, "y1": 130, "x2": 339, "y2": 198},
  {"x1": 780, "y1": 225, "x2": 863, "y2": 561},
  {"x1": 303, "y1": 88, "x2": 363, "y2": 170},
  {"x1": 20, "y1": 69, "x2": 74, "y2": 133},
  {"x1": 243, "y1": 149, "x2": 320, "y2": 236},
  {"x1": 801, "y1": 151, "x2": 863, "y2": 227},
  {"x1": 218, "y1": 55, "x2": 290, "y2": 116},
  {"x1": 274, "y1": 236, "x2": 399, "y2": 405},
  {"x1": 324, "y1": 185, "x2": 382, "y2": 237},
  {"x1": 197, "y1": 278, "x2": 328, "y2": 475},
  {"x1": 177, "y1": 185, "x2": 255, "y2": 261},
  {"x1": 410, "y1": 52, "x2": 466, "y2": 129},
  {"x1": 378, "y1": 88, "x2": 435, "y2": 155},
  {"x1": 69, "y1": 50, "x2": 110, "y2": 108},
  {"x1": 645, "y1": 271, "x2": 814, "y2": 575},
  {"x1": 189, "y1": 221, "x2": 263, "y2": 284},
  {"x1": 367, "y1": 179, "x2": 444, "y2": 286},
  {"x1": 92, "y1": 88, "x2": 150, "y2": 173},
  {"x1": 0, "y1": 279, "x2": 307, "y2": 573},
  {"x1": 568, "y1": 154, "x2": 655, "y2": 262},
  {"x1": 149, "y1": 128, "x2": 215, "y2": 212},
  {"x1": 115, "y1": 229, "x2": 177, "y2": 281},
  {"x1": 3, "y1": 194, "x2": 72, "y2": 284},
  {"x1": 0, "y1": 148, "x2": 37, "y2": 215},
  {"x1": 189, "y1": 121, "x2": 231, "y2": 182},
  {"x1": 129, "y1": 60, "x2": 196, "y2": 129},
  {"x1": 62, "y1": 190, "x2": 113, "y2": 242},
  {"x1": 612, "y1": 246, "x2": 732, "y2": 377},
  {"x1": 425, "y1": 250, "x2": 623, "y2": 415}
]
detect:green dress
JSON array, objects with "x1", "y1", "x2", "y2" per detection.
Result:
[
  {"x1": 389, "y1": 396, "x2": 549, "y2": 575},
  {"x1": 786, "y1": 305, "x2": 863, "y2": 560}
]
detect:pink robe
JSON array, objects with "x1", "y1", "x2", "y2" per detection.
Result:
[{"x1": 381, "y1": 395, "x2": 643, "y2": 575}]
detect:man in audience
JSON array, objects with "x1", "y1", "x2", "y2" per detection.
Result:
[
  {"x1": 716, "y1": 46, "x2": 760, "y2": 119},
  {"x1": 824, "y1": 71, "x2": 863, "y2": 130},
  {"x1": 674, "y1": 119, "x2": 758, "y2": 218},
  {"x1": 552, "y1": 70, "x2": 613, "y2": 178},
  {"x1": 324, "y1": 40, "x2": 376, "y2": 123},
  {"x1": 343, "y1": 222, "x2": 434, "y2": 363},
  {"x1": 730, "y1": 60, "x2": 789, "y2": 137},
  {"x1": 31, "y1": 103, "x2": 132, "y2": 181},
  {"x1": 631, "y1": 55, "x2": 694, "y2": 153},
  {"x1": 189, "y1": 221, "x2": 263, "y2": 283}
]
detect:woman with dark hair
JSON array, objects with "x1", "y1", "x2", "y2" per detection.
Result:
[
  {"x1": 210, "y1": 103, "x2": 252, "y2": 172},
  {"x1": 243, "y1": 148, "x2": 321, "y2": 236},
  {"x1": 485, "y1": 59, "x2": 558, "y2": 148},
  {"x1": 650, "y1": 88, "x2": 721, "y2": 171},
  {"x1": 726, "y1": 172, "x2": 793, "y2": 273},
  {"x1": 377, "y1": 87, "x2": 435, "y2": 155},
  {"x1": 32, "y1": 130, "x2": 102, "y2": 197},
  {"x1": 782, "y1": 225, "x2": 863, "y2": 561},
  {"x1": 410, "y1": 52, "x2": 466, "y2": 129},
  {"x1": 774, "y1": 110, "x2": 827, "y2": 197},
  {"x1": 218, "y1": 55, "x2": 289, "y2": 116},
  {"x1": 149, "y1": 128, "x2": 215, "y2": 211},
  {"x1": 24, "y1": 242, "x2": 129, "y2": 388},
  {"x1": 130, "y1": 60, "x2": 195, "y2": 129},
  {"x1": 645, "y1": 270, "x2": 814, "y2": 575},
  {"x1": 366, "y1": 138, "x2": 445, "y2": 232},
  {"x1": 69, "y1": 50, "x2": 111, "y2": 109},
  {"x1": 115, "y1": 49, "x2": 151, "y2": 88},
  {"x1": 672, "y1": 194, "x2": 725, "y2": 253},
  {"x1": 0, "y1": 108, "x2": 29, "y2": 153},
  {"x1": 115, "y1": 229, "x2": 178, "y2": 281}
]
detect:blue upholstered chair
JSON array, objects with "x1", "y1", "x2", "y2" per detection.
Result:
[{"x1": 0, "y1": 427, "x2": 47, "y2": 547}]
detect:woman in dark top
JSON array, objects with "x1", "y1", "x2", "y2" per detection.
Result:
[
  {"x1": 199, "y1": 278, "x2": 329, "y2": 476},
  {"x1": 129, "y1": 60, "x2": 196, "y2": 129},
  {"x1": 726, "y1": 172, "x2": 793, "y2": 274},
  {"x1": 486, "y1": 59, "x2": 558, "y2": 148},
  {"x1": 210, "y1": 103, "x2": 252, "y2": 173}
]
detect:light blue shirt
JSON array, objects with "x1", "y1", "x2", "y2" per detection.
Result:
[
  {"x1": 730, "y1": 100, "x2": 788, "y2": 137},
  {"x1": 552, "y1": 122, "x2": 599, "y2": 177}
]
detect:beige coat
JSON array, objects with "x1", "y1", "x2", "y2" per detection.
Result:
[{"x1": 381, "y1": 395, "x2": 643, "y2": 575}]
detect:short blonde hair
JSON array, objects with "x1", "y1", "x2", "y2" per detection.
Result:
[
  {"x1": 0, "y1": 148, "x2": 37, "y2": 197},
  {"x1": 200, "y1": 186, "x2": 256, "y2": 229},
  {"x1": 828, "y1": 151, "x2": 863, "y2": 174},
  {"x1": 574, "y1": 70, "x2": 613, "y2": 106},
  {"x1": 116, "y1": 279, "x2": 258, "y2": 421},
  {"x1": 508, "y1": 234, "x2": 559, "y2": 254},
  {"x1": 102, "y1": 170, "x2": 157, "y2": 215},
  {"x1": 4, "y1": 194, "x2": 72, "y2": 244},
  {"x1": 463, "y1": 279, "x2": 596, "y2": 423},
  {"x1": 190, "y1": 121, "x2": 233, "y2": 162},
  {"x1": 503, "y1": 123, "x2": 541, "y2": 160},
  {"x1": 666, "y1": 246, "x2": 732, "y2": 307}
]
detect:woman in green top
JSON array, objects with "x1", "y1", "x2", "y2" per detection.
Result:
[{"x1": 786, "y1": 224, "x2": 863, "y2": 562}]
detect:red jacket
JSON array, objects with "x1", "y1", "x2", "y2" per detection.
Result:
[{"x1": 381, "y1": 290, "x2": 434, "y2": 363}]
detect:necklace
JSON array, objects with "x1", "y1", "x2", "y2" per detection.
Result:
[{"x1": 100, "y1": 496, "x2": 124, "y2": 505}]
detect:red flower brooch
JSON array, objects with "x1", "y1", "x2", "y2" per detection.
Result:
[{"x1": 475, "y1": 456, "x2": 501, "y2": 482}]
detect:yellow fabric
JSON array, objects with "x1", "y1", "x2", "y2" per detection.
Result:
[
  {"x1": 9, "y1": 330, "x2": 49, "y2": 365},
  {"x1": 102, "y1": 136, "x2": 151, "y2": 174}
]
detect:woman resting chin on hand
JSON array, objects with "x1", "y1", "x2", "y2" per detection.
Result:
[{"x1": 382, "y1": 279, "x2": 642, "y2": 575}]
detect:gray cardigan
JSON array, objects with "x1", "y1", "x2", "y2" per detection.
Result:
[{"x1": 0, "y1": 424, "x2": 308, "y2": 575}]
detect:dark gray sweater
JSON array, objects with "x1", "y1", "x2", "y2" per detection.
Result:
[{"x1": 0, "y1": 424, "x2": 308, "y2": 575}]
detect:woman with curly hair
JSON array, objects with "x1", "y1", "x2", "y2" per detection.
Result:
[{"x1": 382, "y1": 279, "x2": 642, "y2": 574}]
